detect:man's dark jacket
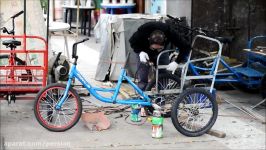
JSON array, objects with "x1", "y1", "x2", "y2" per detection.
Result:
[{"x1": 129, "y1": 21, "x2": 191, "y2": 63}]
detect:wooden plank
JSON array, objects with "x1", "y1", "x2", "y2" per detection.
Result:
[{"x1": 207, "y1": 129, "x2": 226, "y2": 138}]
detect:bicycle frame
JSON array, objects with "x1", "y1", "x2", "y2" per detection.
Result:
[
  {"x1": 181, "y1": 35, "x2": 223, "y2": 93},
  {"x1": 55, "y1": 64, "x2": 152, "y2": 109},
  {"x1": 188, "y1": 56, "x2": 242, "y2": 83}
]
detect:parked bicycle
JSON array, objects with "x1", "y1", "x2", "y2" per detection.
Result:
[
  {"x1": 0, "y1": 11, "x2": 48, "y2": 103},
  {"x1": 0, "y1": 11, "x2": 32, "y2": 80},
  {"x1": 0, "y1": 11, "x2": 31, "y2": 103}
]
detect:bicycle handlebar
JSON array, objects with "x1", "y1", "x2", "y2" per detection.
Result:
[
  {"x1": 11, "y1": 10, "x2": 24, "y2": 19},
  {"x1": 72, "y1": 38, "x2": 90, "y2": 60},
  {"x1": 1, "y1": 11, "x2": 24, "y2": 36},
  {"x1": 167, "y1": 14, "x2": 208, "y2": 36},
  {"x1": 0, "y1": 27, "x2": 10, "y2": 34},
  {"x1": 166, "y1": 14, "x2": 182, "y2": 23}
]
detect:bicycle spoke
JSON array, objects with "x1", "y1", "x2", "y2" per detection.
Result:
[
  {"x1": 178, "y1": 91, "x2": 214, "y2": 132},
  {"x1": 42, "y1": 113, "x2": 53, "y2": 120},
  {"x1": 46, "y1": 91, "x2": 57, "y2": 106},
  {"x1": 40, "y1": 97, "x2": 53, "y2": 108},
  {"x1": 61, "y1": 111, "x2": 69, "y2": 125},
  {"x1": 58, "y1": 113, "x2": 62, "y2": 127},
  {"x1": 55, "y1": 112, "x2": 60, "y2": 126},
  {"x1": 48, "y1": 114, "x2": 53, "y2": 124},
  {"x1": 38, "y1": 109, "x2": 53, "y2": 112}
]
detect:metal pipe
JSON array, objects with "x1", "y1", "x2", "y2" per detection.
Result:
[
  {"x1": 76, "y1": 0, "x2": 80, "y2": 40},
  {"x1": 248, "y1": 0, "x2": 251, "y2": 41},
  {"x1": 46, "y1": 0, "x2": 50, "y2": 45},
  {"x1": 24, "y1": 0, "x2": 26, "y2": 34}
]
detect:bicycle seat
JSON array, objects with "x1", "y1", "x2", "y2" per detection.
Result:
[
  {"x1": 2, "y1": 39, "x2": 21, "y2": 47},
  {"x1": 215, "y1": 36, "x2": 233, "y2": 44}
]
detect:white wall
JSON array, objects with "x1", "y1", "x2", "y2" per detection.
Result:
[
  {"x1": 145, "y1": 0, "x2": 192, "y2": 25},
  {"x1": 166, "y1": 0, "x2": 192, "y2": 25}
]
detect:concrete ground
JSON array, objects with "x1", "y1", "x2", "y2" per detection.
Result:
[{"x1": 0, "y1": 34, "x2": 265, "y2": 150}]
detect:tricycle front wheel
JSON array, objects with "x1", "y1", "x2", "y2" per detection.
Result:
[{"x1": 34, "y1": 83, "x2": 82, "y2": 132}]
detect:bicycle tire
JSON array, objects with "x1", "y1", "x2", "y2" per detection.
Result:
[
  {"x1": 0, "y1": 54, "x2": 32, "y2": 81},
  {"x1": 34, "y1": 83, "x2": 82, "y2": 132},
  {"x1": 171, "y1": 88, "x2": 218, "y2": 137},
  {"x1": 145, "y1": 73, "x2": 180, "y2": 117}
]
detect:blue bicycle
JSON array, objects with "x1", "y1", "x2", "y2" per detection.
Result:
[{"x1": 34, "y1": 38, "x2": 218, "y2": 137}]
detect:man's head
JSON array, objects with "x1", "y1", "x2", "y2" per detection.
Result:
[{"x1": 148, "y1": 30, "x2": 166, "y2": 52}]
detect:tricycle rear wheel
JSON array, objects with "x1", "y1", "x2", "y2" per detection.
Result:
[{"x1": 171, "y1": 88, "x2": 218, "y2": 137}]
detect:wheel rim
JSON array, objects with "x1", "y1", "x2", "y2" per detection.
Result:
[
  {"x1": 176, "y1": 92, "x2": 214, "y2": 132},
  {"x1": 36, "y1": 86, "x2": 79, "y2": 130}
]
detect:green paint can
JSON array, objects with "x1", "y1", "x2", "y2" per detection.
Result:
[
  {"x1": 130, "y1": 104, "x2": 141, "y2": 122},
  {"x1": 151, "y1": 110, "x2": 164, "y2": 138}
]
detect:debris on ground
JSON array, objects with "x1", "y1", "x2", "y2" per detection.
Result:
[{"x1": 81, "y1": 112, "x2": 111, "y2": 131}]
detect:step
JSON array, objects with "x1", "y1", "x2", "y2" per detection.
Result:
[{"x1": 234, "y1": 67, "x2": 263, "y2": 78}]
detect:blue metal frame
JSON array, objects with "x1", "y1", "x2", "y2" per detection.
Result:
[
  {"x1": 247, "y1": 36, "x2": 266, "y2": 49},
  {"x1": 55, "y1": 65, "x2": 151, "y2": 110},
  {"x1": 247, "y1": 36, "x2": 266, "y2": 66},
  {"x1": 188, "y1": 57, "x2": 240, "y2": 83},
  {"x1": 188, "y1": 93, "x2": 212, "y2": 108},
  {"x1": 187, "y1": 35, "x2": 266, "y2": 87}
]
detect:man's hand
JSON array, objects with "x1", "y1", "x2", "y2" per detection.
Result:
[
  {"x1": 167, "y1": 61, "x2": 178, "y2": 74},
  {"x1": 139, "y1": 51, "x2": 149, "y2": 63}
]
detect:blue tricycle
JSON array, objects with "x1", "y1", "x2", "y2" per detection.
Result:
[{"x1": 34, "y1": 37, "x2": 220, "y2": 137}]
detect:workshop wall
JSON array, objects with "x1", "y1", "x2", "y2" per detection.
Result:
[{"x1": 192, "y1": 0, "x2": 266, "y2": 60}]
